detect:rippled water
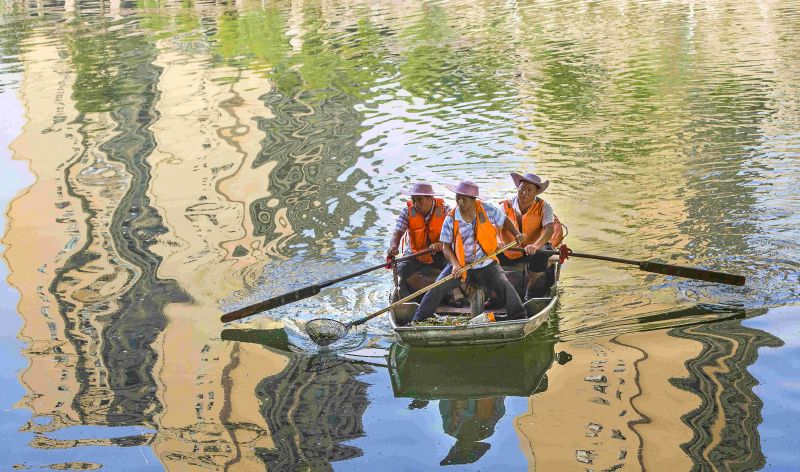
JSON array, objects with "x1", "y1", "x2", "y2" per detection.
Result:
[{"x1": 1, "y1": 0, "x2": 799, "y2": 470}]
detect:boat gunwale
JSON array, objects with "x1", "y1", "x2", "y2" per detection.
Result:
[{"x1": 392, "y1": 295, "x2": 557, "y2": 333}]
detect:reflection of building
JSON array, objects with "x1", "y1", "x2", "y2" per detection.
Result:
[
  {"x1": 249, "y1": 5, "x2": 377, "y2": 255},
  {"x1": 670, "y1": 320, "x2": 782, "y2": 471},
  {"x1": 151, "y1": 340, "x2": 289, "y2": 471},
  {"x1": 66, "y1": 27, "x2": 189, "y2": 426},
  {"x1": 6, "y1": 13, "x2": 190, "y2": 445},
  {"x1": 145, "y1": 31, "x2": 291, "y2": 470},
  {"x1": 515, "y1": 320, "x2": 781, "y2": 471},
  {"x1": 6, "y1": 27, "x2": 162, "y2": 437},
  {"x1": 515, "y1": 336, "x2": 648, "y2": 471}
]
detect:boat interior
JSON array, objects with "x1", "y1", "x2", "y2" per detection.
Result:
[{"x1": 391, "y1": 257, "x2": 560, "y2": 326}]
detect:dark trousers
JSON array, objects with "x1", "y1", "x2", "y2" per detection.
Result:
[
  {"x1": 498, "y1": 242, "x2": 553, "y2": 272},
  {"x1": 395, "y1": 252, "x2": 448, "y2": 297},
  {"x1": 412, "y1": 261, "x2": 526, "y2": 322}
]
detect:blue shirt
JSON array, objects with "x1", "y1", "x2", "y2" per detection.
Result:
[{"x1": 439, "y1": 201, "x2": 508, "y2": 269}]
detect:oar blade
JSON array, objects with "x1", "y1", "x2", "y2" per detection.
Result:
[
  {"x1": 220, "y1": 285, "x2": 322, "y2": 322},
  {"x1": 639, "y1": 261, "x2": 746, "y2": 286}
]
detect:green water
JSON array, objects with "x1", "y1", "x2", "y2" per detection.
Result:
[{"x1": 1, "y1": 0, "x2": 798, "y2": 470}]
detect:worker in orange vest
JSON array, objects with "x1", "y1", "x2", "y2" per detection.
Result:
[
  {"x1": 387, "y1": 183, "x2": 450, "y2": 297},
  {"x1": 411, "y1": 180, "x2": 526, "y2": 323},
  {"x1": 497, "y1": 172, "x2": 565, "y2": 298}
]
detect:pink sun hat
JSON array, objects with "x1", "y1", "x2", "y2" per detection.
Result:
[
  {"x1": 510, "y1": 172, "x2": 550, "y2": 192},
  {"x1": 444, "y1": 180, "x2": 480, "y2": 198},
  {"x1": 405, "y1": 182, "x2": 436, "y2": 196}
]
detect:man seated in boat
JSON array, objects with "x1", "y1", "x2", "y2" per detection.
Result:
[
  {"x1": 386, "y1": 182, "x2": 451, "y2": 298},
  {"x1": 496, "y1": 172, "x2": 565, "y2": 299},
  {"x1": 410, "y1": 180, "x2": 527, "y2": 323}
]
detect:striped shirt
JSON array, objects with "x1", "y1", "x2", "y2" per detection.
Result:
[
  {"x1": 440, "y1": 201, "x2": 508, "y2": 269},
  {"x1": 394, "y1": 202, "x2": 452, "y2": 255}
]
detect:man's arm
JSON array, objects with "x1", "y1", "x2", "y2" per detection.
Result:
[
  {"x1": 525, "y1": 223, "x2": 554, "y2": 254},
  {"x1": 524, "y1": 201, "x2": 555, "y2": 255},
  {"x1": 442, "y1": 244, "x2": 460, "y2": 273},
  {"x1": 438, "y1": 216, "x2": 459, "y2": 274},
  {"x1": 387, "y1": 229, "x2": 405, "y2": 257},
  {"x1": 387, "y1": 208, "x2": 409, "y2": 256},
  {"x1": 501, "y1": 216, "x2": 526, "y2": 245}
]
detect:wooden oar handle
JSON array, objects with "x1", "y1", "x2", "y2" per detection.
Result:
[
  {"x1": 349, "y1": 241, "x2": 519, "y2": 328},
  {"x1": 221, "y1": 286, "x2": 322, "y2": 322}
]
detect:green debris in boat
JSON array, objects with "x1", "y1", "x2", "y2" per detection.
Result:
[{"x1": 411, "y1": 316, "x2": 469, "y2": 327}]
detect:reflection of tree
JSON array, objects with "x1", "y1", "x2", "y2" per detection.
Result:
[
  {"x1": 254, "y1": 354, "x2": 373, "y2": 470},
  {"x1": 670, "y1": 320, "x2": 782, "y2": 471},
  {"x1": 212, "y1": 7, "x2": 290, "y2": 74},
  {"x1": 680, "y1": 73, "x2": 769, "y2": 263},
  {"x1": 244, "y1": 8, "x2": 388, "y2": 252},
  {"x1": 0, "y1": 5, "x2": 32, "y2": 91},
  {"x1": 66, "y1": 24, "x2": 117, "y2": 113},
  {"x1": 398, "y1": 3, "x2": 516, "y2": 107}
]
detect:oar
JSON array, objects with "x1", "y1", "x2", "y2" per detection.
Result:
[
  {"x1": 220, "y1": 249, "x2": 433, "y2": 323},
  {"x1": 512, "y1": 245, "x2": 745, "y2": 286},
  {"x1": 304, "y1": 240, "x2": 519, "y2": 346}
]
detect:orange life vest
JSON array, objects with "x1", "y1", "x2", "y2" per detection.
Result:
[
  {"x1": 499, "y1": 198, "x2": 565, "y2": 260},
  {"x1": 451, "y1": 200, "x2": 499, "y2": 277},
  {"x1": 404, "y1": 198, "x2": 446, "y2": 263}
]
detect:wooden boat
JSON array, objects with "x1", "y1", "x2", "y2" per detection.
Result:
[{"x1": 389, "y1": 257, "x2": 561, "y2": 347}]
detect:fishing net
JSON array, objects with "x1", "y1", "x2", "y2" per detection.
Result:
[{"x1": 305, "y1": 318, "x2": 348, "y2": 347}]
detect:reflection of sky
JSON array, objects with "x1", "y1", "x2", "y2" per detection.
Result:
[
  {"x1": 0, "y1": 88, "x2": 32, "y2": 201},
  {"x1": 0, "y1": 83, "x2": 161, "y2": 472},
  {"x1": 0, "y1": 82, "x2": 31, "y2": 471},
  {"x1": 340, "y1": 369, "x2": 530, "y2": 471},
  {"x1": 743, "y1": 306, "x2": 800, "y2": 470}
]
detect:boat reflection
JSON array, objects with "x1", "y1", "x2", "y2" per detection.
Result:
[
  {"x1": 388, "y1": 335, "x2": 568, "y2": 466},
  {"x1": 388, "y1": 334, "x2": 561, "y2": 400},
  {"x1": 396, "y1": 338, "x2": 560, "y2": 466}
]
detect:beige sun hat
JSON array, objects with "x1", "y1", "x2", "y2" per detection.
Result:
[
  {"x1": 510, "y1": 172, "x2": 549, "y2": 192},
  {"x1": 405, "y1": 182, "x2": 436, "y2": 196},
  {"x1": 444, "y1": 180, "x2": 480, "y2": 198}
]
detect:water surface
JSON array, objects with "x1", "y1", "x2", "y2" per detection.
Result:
[{"x1": 1, "y1": 0, "x2": 799, "y2": 470}]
